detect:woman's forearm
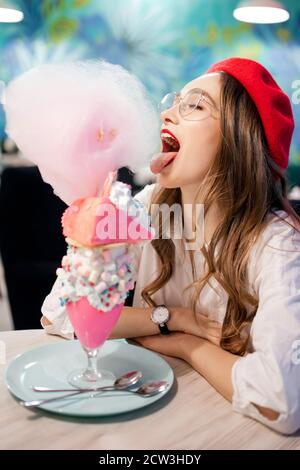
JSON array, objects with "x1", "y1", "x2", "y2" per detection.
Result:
[
  {"x1": 181, "y1": 335, "x2": 238, "y2": 401},
  {"x1": 42, "y1": 304, "x2": 185, "y2": 339},
  {"x1": 109, "y1": 306, "x2": 157, "y2": 339},
  {"x1": 109, "y1": 306, "x2": 180, "y2": 339},
  {"x1": 181, "y1": 335, "x2": 279, "y2": 420}
]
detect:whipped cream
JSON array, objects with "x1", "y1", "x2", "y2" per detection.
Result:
[{"x1": 57, "y1": 243, "x2": 137, "y2": 312}]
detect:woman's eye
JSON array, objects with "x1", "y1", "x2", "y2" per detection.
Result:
[
  {"x1": 189, "y1": 105, "x2": 204, "y2": 110},
  {"x1": 187, "y1": 104, "x2": 204, "y2": 110}
]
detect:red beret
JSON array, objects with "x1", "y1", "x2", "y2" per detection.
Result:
[{"x1": 206, "y1": 57, "x2": 294, "y2": 170}]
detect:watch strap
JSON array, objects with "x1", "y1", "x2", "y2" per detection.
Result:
[{"x1": 158, "y1": 322, "x2": 170, "y2": 335}]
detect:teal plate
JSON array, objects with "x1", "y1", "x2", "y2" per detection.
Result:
[{"x1": 5, "y1": 339, "x2": 174, "y2": 417}]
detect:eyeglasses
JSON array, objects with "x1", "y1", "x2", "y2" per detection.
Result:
[{"x1": 158, "y1": 88, "x2": 219, "y2": 121}]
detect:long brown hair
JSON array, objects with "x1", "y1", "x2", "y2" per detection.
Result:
[{"x1": 141, "y1": 72, "x2": 300, "y2": 356}]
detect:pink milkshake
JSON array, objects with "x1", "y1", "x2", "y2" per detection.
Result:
[{"x1": 56, "y1": 171, "x2": 154, "y2": 387}]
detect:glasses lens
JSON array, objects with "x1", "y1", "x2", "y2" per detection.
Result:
[
  {"x1": 159, "y1": 92, "x2": 178, "y2": 113},
  {"x1": 180, "y1": 91, "x2": 210, "y2": 121}
]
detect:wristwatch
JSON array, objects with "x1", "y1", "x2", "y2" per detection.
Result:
[{"x1": 151, "y1": 304, "x2": 171, "y2": 335}]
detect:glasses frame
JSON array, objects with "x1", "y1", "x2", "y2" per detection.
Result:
[{"x1": 159, "y1": 87, "x2": 219, "y2": 121}]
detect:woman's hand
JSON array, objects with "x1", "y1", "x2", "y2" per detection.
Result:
[
  {"x1": 172, "y1": 307, "x2": 222, "y2": 346},
  {"x1": 131, "y1": 332, "x2": 188, "y2": 360},
  {"x1": 41, "y1": 315, "x2": 52, "y2": 326}
]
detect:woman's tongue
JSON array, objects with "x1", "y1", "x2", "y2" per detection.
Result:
[{"x1": 150, "y1": 151, "x2": 178, "y2": 174}]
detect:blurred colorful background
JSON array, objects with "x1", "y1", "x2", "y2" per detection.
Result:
[{"x1": 0, "y1": 0, "x2": 299, "y2": 166}]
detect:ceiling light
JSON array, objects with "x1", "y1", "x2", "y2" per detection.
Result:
[
  {"x1": 233, "y1": 0, "x2": 290, "y2": 24},
  {"x1": 0, "y1": 1, "x2": 23, "y2": 23}
]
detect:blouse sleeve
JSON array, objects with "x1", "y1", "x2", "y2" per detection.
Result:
[
  {"x1": 231, "y1": 214, "x2": 300, "y2": 434},
  {"x1": 40, "y1": 276, "x2": 74, "y2": 339},
  {"x1": 41, "y1": 182, "x2": 158, "y2": 339}
]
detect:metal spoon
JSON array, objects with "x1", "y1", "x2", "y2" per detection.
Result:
[
  {"x1": 131, "y1": 380, "x2": 169, "y2": 397},
  {"x1": 21, "y1": 380, "x2": 169, "y2": 408},
  {"x1": 21, "y1": 371, "x2": 142, "y2": 409},
  {"x1": 32, "y1": 370, "x2": 142, "y2": 393}
]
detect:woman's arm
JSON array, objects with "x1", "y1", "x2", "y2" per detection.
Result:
[
  {"x1": 40, "y1": 277, "x2": 74, "y2": 339},
  {"x1": 109, "y1": 306, "x2": 179, "y2": 339},
  {"x1": 42, "y1": 298, "x2": 221, "y2": 341},
  {"x1": 180, "y1": 335, "x2": 279, "y2": 420},
  {"x1": 110, "y1": 306, "x2": 156, "y2": 338},
  {"x1": 133, "y1": 332, "x2": 279, "y2": 421},
  {"x1": 110, "y1": 304, "x2": 223, "y2": 341}
]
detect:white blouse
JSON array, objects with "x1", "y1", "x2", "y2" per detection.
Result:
[{"x1": 41, "y1": 183, "x2": 300, "y2": 434}]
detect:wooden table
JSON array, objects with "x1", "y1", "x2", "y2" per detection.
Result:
[{"x1": 0, "y1": 329, "x2": 300, "y2": 450}]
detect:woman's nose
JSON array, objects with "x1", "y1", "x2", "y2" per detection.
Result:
[{"x1": 160, "y1": 105, "x2": 179, "y2": 124}]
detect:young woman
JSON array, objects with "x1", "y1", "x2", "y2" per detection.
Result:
[{"x1": 42, "y1": 57, "x2": 300, "y2": 434}]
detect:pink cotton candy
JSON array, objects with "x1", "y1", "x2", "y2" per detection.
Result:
[{"x1": 3, "y1": 60, "x2": 160, "y2": 205}]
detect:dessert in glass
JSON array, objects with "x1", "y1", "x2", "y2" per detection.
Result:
[{"x1": 56, "y1": 172, "x2": 154, "y2": 388}]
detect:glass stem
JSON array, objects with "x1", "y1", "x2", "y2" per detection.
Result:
[{"x1": 84, "y1": 347, "x2": 100, "y2": 381}]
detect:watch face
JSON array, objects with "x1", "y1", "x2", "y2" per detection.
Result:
[{"x1": 152, "y1": 305, "x2": 169, "y2": 324}]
